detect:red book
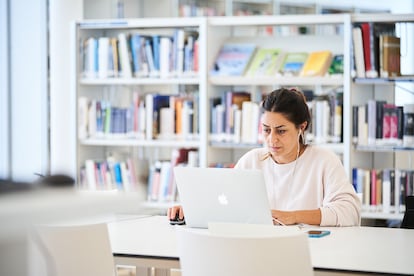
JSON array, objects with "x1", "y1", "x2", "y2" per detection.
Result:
[
  {"x1": 371, "y1": 169, "x2": 377, "y2": 206},
  {"x1": 361, "y1": 23, "x2": 378, "y2": 78}
]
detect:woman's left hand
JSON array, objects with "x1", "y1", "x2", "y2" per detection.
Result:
[{"x1": 271, "y1": 210, "x2": 297, "y2": 225}]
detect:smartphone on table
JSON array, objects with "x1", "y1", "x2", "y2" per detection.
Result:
[{"x1": 307, "y1": 230, "x2": 331, "y2": 238}]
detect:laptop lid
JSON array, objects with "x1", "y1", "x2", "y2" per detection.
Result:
[{"x1": 174, "y1": 167, "x2": 273, "y2": 228}]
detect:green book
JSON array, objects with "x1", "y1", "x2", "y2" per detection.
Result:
[
  {"x1": 279, "y1": 52, "x2": 308, "y2": 76},
  {"x1": 245, "y1": 48, "x2": 283, "y2": 77}
]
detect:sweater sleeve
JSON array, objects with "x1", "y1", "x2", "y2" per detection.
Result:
[{"x1": 319, "y1": 153, "x2": 361, "y2": 227}]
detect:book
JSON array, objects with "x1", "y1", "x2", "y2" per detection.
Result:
[
  {"x1": 375, "y1": 100, "x2": 386, "y2": 144},
  {"x1": 352, "y1": 26, "x2": 365, "y2": 78},
  {"x1": 382, "y1": 169, "x2": 391, "y2": 213},
  {"x1": 159, "y1": 36, "x2": 172, "y2": 78},
  {"x1": 184, "y1": 34, "x2": 195, "y2": 76},
  {"x1": 193, "y1": 38, "x2": 199, "y2": 73},
  {"x1": 244, "y1": 48, "x2": 283, "y2": 77},
  {"x1": 78, "y1": 97, "x2": 89, "y2": 139},
  {"x1": 352, "y1": 105, "x2": 359, "y2": 144},
  {"x1": 88, "y1": 99, "x2": 97, "y2": 137},
  {"x1": 145, "y1": 94, "x2": 153, "y2": 140},
  {"x1": 373, "y1": 23, "x2": 396, "y2": 77},
  {"x1": 152, "y1": 35, "x2": 160, "y2": 72},
  {"x1": 117, "y1": 33, "x2": 133, "y2": 78},
  {"x1": 357, "y1": 105, "x2": 368, "y2": 145},
  {"x1": 84, "y1": 159, "x2": 97, "y2": 190},
  {"x1": 300, "y1": 50, "x2": 332, "y2": 77},
  {"x1": 152, "y1": 94, "x2": 171, "y2": 137},
  {"x1": 382, "y1": 103, "x2": 398, "y2": 143},
  {"x1": 278, "y1": 52, "x2": 308, "y2": 76},
  {"x1": 379, "y1": 35, "x2": 400, "y2": 77},
  {"x1": 241, "y1": 101, "x2": 260, "y2": 144},
  {"x1": 130, "y1": 33, "x2": 148, "y2": 77},
  {"x1": 110, "y1": 37, "x2": 119, "y2": 78},
  {"x1": 403, "y1": 104, "x2": 414, "y2": 147},
  {"x1": 159, "y1": 107, "x2": 175, "y2": 139},
  {"x1": 147, "y1": 161, "x2": 162, "y2": 201},
  {"x1": 83, "y1": 37, "x2": 98, "y2": 78},
  {"x1": 181, "y1": 100, "x2": 194, "y2": 138},
  {"x1": 210, "y1": 43, "x2": 256, "y2": 76},
  {"x1": 224, "y1": 91, "x2": 251, "y2": 137},
  {"x1": 173, "y1": 29, "x2": 185, "y2": 77},
  {"x1": 328, "y1": 54, "x2": 344, "y2": 75},
  {"x1": 98, "y1": 37, "x2": 112, "y2": 78},
  {"x1": 145, "y1": 37, "x2": 159, "y2": 77},
  {"x1": 366, "y1": 99, "x2": 377, "y2": 145},
  {"x1": 360, "y1": 22, "x2": 377, "y2": 78}
]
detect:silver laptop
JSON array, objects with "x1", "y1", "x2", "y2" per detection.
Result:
[{"x1": 173, "y1": 167, "x2": 273, "y2": 228}]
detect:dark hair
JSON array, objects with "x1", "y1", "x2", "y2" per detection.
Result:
[{"x1": 261, "y1": 87, "x2": 311, "y2": 131}]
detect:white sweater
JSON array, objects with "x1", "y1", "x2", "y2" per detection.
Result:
[{"x1": 235, "y1": 145, "x2": 361, "y2": 226}]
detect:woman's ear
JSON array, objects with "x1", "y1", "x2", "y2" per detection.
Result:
[{"x1": 300, "y1": 121, "x2": 308, "y2": 132}]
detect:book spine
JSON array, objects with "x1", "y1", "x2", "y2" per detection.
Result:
[
  {"x1": 145, "y1": 94, "x2": 153, "y2": 140},
  {"x1": 159, "y1": 36, "x2": 172, "y2": 78},
  {"x1": 367, "y1": 100, "x2": 376, "y2": 145},
  {"x1": 403, "y1": 104, "x2": 414, "y2": 146},
  {"x1": 85, "y1": 159, "x2": 97, "y2": 190},
  {"x1": 352, "y1": 105, "x2": 358, "y2": 144},
  {"x1": 98, "y1": 37, "x2": 110, "y2": 78},
  {"x1": 117, "y1": 33, "x2": 132, "y2": 78},
  {"x1": 382, "y1": 169, "x2": 391, "y2": 213},
  {"x1": 352, "y1": 26, "x2": 365, "y2": 78}
]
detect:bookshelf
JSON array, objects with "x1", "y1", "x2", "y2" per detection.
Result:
[
  {"x1": 350, "y1": 14, "x2": 414, "y2": 221},
  {"x1": 205, "y1": 14, "x2": 352, "y2": 169},
  {"x1": 72, "y1": 13, "x2": 413, "y2": 221},
  {"x1": 175, "y1": 0, "x2": 390, "y2": 17},
  {"x1": 73, "y1": 17, "x2": 208, "y2": 203}
]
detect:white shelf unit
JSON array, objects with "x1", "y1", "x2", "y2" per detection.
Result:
[
  {"x1": 350, "y1": 14, "x2": 414, "y2": 221},
  {"x1": 173, "y1": 0, "x2": 390, "y2": 18},
  {"x1": 206, "y1": 14, "x2": 353, "y2": 169},
  {"x1": 73, "y1": 17, "x2": 208, "y2": 198},
  {"x1": 72, "y1": 13, "x2": 412, "y2": 219}
]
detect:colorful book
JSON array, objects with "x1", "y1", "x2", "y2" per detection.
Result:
[
  {"x1": 328, "y1": 54, "x2": 344, "y2": 75},
  {"x1": 245, "y1": 48, "x2": 283, "y2": 77},
  {"x1": 279, "y1": 52, "x2": 308, "y2": 76},
  {"x1": 300, "y1": 50, "x2": 332, "y2": 77},
  {"x1": 210, "y1": 43, "x2": 256, "y2": 76}
]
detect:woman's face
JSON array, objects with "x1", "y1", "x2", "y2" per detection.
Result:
[{"x1": 261, "y1": 111, "x2": 300, "y2": 164}]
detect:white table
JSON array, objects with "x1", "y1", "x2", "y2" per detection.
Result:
[{"x1": 108, "y1": 215, "x2": 414, "y2": 276}]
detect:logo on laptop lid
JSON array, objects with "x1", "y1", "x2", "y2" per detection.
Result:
[{"x1": 218, "y1": 193, "x2": 229, "y2": 205}]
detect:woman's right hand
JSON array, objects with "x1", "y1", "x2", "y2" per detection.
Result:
[{"x1": 167, "y1": 205, "x2": 184, "y2": 220}]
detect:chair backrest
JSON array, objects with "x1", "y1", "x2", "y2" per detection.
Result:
[
  {"x1": 401, "y1": 196, "x2": 414, "y2": 229},
  {"x1": 176, "y1": 223, "x2": 314, "y2": 276},
  {"x1": 33, "y1": 223, "x2": 115, "y2": 276}
]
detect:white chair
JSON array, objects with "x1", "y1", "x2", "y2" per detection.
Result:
[
  {"x1": 31, "y1": 222, "x2": 117, "y2": 276},
  {"x1": 176, "y1": 223, "x2": 313, "y2": 276}
]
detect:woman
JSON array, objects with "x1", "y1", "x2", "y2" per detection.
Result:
[{"x1": 169, "y1": 87, "x2": 361, "y2": 226}]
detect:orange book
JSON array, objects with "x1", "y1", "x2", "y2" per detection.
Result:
[
  {"x1": 175, "y1": 98, "x2": 183, "y2": 134},
  {"x1": 300, "y1": 50, "x2": 333, "y2": 77}
]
